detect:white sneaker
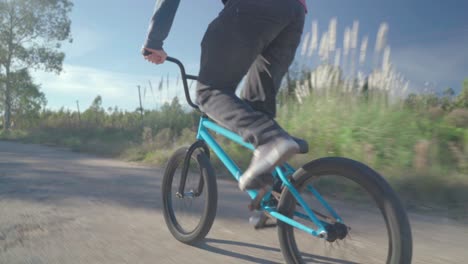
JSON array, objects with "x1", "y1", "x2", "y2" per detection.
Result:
[{"x1": 239, "y1": 135, "x2": 299, "y2": 191}]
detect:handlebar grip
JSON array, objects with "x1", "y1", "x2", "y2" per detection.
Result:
[{"x1": 142, "y1": 48, "x2": 152, "y2": 56}]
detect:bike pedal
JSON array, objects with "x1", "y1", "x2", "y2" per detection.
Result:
[
  {"x1": 255, "y1": 218, "x2": 277, "y2": 230},
  {"x1": 255, "y1": 223, "x2": 278, "y2": 230},
  {"x1": 248, "y1": 187, "x2": 270, "y2": 211}
]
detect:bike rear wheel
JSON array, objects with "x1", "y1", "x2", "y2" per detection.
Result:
[
  {"x1": 277, "y1": 157, "x2": 412, "y2": 264},
  {"x1": 162, "y1": 147, "x2": 217, "y2": 244}
]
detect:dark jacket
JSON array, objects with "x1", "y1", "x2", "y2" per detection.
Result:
[
  {"x1": 143, "y1": 0, "x2": 181, "y2": 50},
  {"x1": 143, "y1": 0, "x2": 306, "y2": 50}
]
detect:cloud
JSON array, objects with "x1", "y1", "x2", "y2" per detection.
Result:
[
  {"x1": 392, "y1": 32, "x2": 468, "y2": 91},
  {"x1": 63, "y1": 26, "x2": 106, "y2": 59},
  {"x1": 31, "y1": 64, "x2": 184, "y2": 111}
]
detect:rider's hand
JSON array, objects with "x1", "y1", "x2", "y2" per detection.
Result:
[{"x1": 143, "y1": 48, "x2": 168, "y2": 64}]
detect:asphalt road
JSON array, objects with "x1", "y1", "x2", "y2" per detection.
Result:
[{"x1": 0, "y1": 141, "x2": 467, "y2": 263}]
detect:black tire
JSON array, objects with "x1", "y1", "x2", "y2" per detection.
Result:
[
  {"x1": 162, "y1": 147, "x2": 217, "y2": 245},
  {"x1": 277, "y1": 157, "x2": 412, "y2": 264}
]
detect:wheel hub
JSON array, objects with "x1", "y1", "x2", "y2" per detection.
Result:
[{"x1": 325, "y1": 222, "x2": 349, "y2": 242}]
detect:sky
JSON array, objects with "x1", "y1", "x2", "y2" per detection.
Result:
[{"x1": 31, "y1": 0, "x2": 468, "y2": 111}]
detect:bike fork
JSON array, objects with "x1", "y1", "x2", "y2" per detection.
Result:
[{"x1": 176, "y1": 140, "x2": 210, "y2": 198}]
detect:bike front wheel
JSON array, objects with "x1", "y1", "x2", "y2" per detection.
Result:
[
  {"x1": 277, "y1": 157, "x2": 412, "y2": 264},
  {"x1": 162, "y1": 147, "x2": 217, "y2": 245}
]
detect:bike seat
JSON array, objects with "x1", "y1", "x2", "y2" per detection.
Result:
[{"x1": 292, "y1": 136, "x2": 309, "y2": 154}]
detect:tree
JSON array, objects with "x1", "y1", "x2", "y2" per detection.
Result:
[
  {"x1": 83, "y1": 95, "x2": 104, "y2": 125},
  {"x1": 443, "y1": 87, "x2": 455, "y2": 97},
  {"x1": 441, "y1": 87, "x2": 455, "y2": 111},
  {"x1": 0, "y1": 0, "x2": 73, "y2": 130},
  {"x1": 8, "y1": 69, "x2": 46, "y2": 128},
  {"x1": 455, "y1": 79, "x2": 468, "y2": 108},
  {"x1": 89, "y1": 95, "x2": 103, "y2": 112}
]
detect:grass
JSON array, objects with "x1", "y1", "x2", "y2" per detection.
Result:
[
  {"x1": 2, "y1": 91, "x2": 467, "y2": 219},
  {"x1": 277, "y1": 94, "x2": 467, "y2": 217},
  {"x1": 0, "y1": 127, "x2": 135, "y2": 157}
]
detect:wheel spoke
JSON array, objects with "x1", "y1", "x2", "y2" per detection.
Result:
[
  {"x1": 162, "y1": 147, "x2": 217, "y2": 244},
  {"x1": 277, "y1": 158, "x2": 412, "y2": 263}
]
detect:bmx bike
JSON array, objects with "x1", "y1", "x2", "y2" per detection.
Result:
[{"x1": 160, "y1": 57, "x2": 413, "y2": 263}]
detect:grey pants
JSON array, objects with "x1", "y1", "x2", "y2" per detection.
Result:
[{"x1": 196, "y1": 0, "x2": 305, "y2": 147}]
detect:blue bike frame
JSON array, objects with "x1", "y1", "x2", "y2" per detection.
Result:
[
  {"x1": 163, "y1": 56, "x2": 342, "y2": 239},
  {"x1": 197, "y1": 117, "x2": 343, "y2": 238}
]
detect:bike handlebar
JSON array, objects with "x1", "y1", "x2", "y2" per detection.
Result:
[
  {"x1": 143, "y1": 48, "x2": 199, "y2": 109},
  {"x1": 142, "y1": 49, "x2": 200, "y2": 110},
  {"x1": 165, "y1": 57, "x2": 199, "y2": 109},
  {"x1": 165, "y1": 57, "x2": 199, "y2": 110}
]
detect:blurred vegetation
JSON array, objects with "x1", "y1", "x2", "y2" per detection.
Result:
[
  {"x1": 1, "y1": 77, "x2": 467, "y2": 218},
  {"x1": 277, "y1": 81, "x2": 468, "y2": 218},
  {"x1": 1, "y1": 96, "x2": 198, "y2": 157}
]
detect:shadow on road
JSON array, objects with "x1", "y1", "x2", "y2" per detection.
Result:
[
  {"x1": 0, "y1": 143, "x2": 251, "y2": 222},
  {"x1": 197, "y1": 238, "x2": 358, "y2": 264}
]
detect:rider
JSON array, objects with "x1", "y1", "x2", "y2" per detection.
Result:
[{"x1": 143, "y1": 0, "x2": 307, "y2": 191}]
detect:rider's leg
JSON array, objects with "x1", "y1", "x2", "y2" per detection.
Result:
[
  {"x1": 240, "y1": 15, "x2": 305, "y2": 119},
  {"x1": 237, "y1": 14, "x2": 305, "y2": 190},
  {"x1": 196, "y1": 0, "x2": 306, "y2": 190}
]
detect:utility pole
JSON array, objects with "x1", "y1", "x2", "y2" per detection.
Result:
[
  {"x1": 76, "y1": 100, "x2": 81, "y2": 125},
  {"x1": 137, "y1": 85, "x2": 144, "y2": 126}
]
